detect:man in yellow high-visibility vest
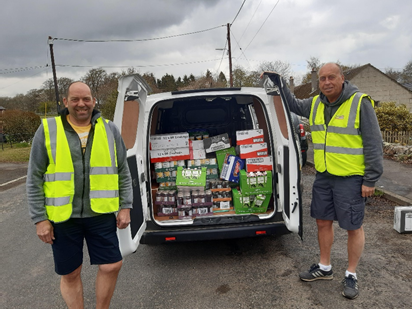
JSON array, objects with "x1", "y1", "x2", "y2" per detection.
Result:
[
  {"x1": 27, "y1": 81, "x2": 133, "y2": 308},
  {"x1": 263, "y1": 63, "x2": 383, "y2": 299}
]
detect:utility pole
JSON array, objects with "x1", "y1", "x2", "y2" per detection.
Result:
[
  {"x1": 227, "y1": 23, "x2": 233, "y2": 87},
  {"x1": 48, "y1": 36, "x2": 60, "y2": 114}
]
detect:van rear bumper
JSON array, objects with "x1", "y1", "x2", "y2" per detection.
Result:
[{"x1": 140, "y1": 222, "x2": 290, "y2": 244}]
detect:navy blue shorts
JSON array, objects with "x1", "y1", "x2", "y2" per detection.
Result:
[
  {"x1": 51, "y1": 214, "x2": 122, "y2": 275},
  {"x1": 311, "y1": 172, "x2": 366, "y2": 230}
]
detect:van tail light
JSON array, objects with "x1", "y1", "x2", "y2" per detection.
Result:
[
  {"x1": 299, "y1": 124, "x2": 305, "y2": 138},
  {"x1": 165, "y1": 237, "x2": 176, "y2": 241},
  {"x1": 256, "y1": 230, "x2": 267, "y2": 235}
]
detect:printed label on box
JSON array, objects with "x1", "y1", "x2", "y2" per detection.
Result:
[
  {"x1": 203, "y1": 133, "x2": 231, "y2": 153},
  {"x1": 246, "y1": 156, "x2": 273, "y2": 172},
  {"x1": 150, "y1": 147, "x2": 190, "y2": 163},
  {"x1": 150, "y1": 132, "x2": 189, "y2": 150},
  {"x1": 236, "y1": 129, "x2": 264, "y2": 145},
  {"x1": 190, "y1": 148, "x2": 206, "y2": 160},
  {"x1": 239, "y1": 143, "x2": 268, "y2": 159}
]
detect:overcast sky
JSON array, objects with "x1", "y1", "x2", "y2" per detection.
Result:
[{"x1": 1, "y1": 0, "x2": 411, "y2": 97}]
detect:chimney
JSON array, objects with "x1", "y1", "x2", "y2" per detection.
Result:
[
  {"x1": 311, "y1": 69, "x2": 317, "y2": 92},
  {"x1": 289, "y1": 76, "x2": 295, "y2": 93}
]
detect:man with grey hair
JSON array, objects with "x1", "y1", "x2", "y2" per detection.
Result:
[{"x1": 262, "y1": 63, "x2": 383, "y2": 299}]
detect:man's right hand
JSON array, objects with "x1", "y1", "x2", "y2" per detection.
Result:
[{"x1": 36, "y1": 220, "x2": 55, "y2": 244}]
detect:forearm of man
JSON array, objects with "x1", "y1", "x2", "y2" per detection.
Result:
[
  {"x1": 360, "y1": 98, "x2": 383, "y2": 187},
  {"x1": 26, "y1": 126, "x2": 49, "y2": 224},
  {"x1": 277, "y1": 76, "x2": 313, "y2": 118}
]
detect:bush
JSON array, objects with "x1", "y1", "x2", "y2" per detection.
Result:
[
  {"x1": 2, "y1": 110, "x2": 41, "y2": 145},
  {"x1": 375, "y1": 102, "x2": 412, "y2": 131}
]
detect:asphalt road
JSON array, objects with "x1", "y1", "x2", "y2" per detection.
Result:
[{"x1": 1, "y1": 165, "x2": 411, "y2": 308}]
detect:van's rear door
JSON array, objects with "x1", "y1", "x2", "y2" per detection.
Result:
[
  {"x1": 113, "y1": 74, "x2": 152, "y2": 256},
  {"x1": 262, "y1": 73, "x2": 303, "y2": 238}
]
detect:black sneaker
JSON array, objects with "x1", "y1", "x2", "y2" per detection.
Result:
[
  {"x1": 299, "y1": 264, "x2": 333, "y2": 282},
  {"x1": 341, "y1": 275, "x2": 359, "y2": 299}
]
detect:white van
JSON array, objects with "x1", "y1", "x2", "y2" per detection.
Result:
[{"x1": 113, "y1": 73, "x2": 302, "y2": 256}]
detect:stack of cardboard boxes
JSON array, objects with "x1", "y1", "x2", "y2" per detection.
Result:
[{"x1": 150, "y1": 129, "x2": 275, "y2": 220}]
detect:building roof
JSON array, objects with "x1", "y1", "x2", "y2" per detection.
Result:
[{"x1": 293, "y1": 63, "x2": 412, "y2": 99}]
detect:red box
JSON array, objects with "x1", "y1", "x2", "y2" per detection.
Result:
[
  {"x1": 236, "y1": 129, "x2": 264, "y2": 145},
  {"x1": 246, "y1": 156, "x2": 273, "y2": 172},
  {"x1": 239, "y1": 143, "x2": 268, "y2": 159}
]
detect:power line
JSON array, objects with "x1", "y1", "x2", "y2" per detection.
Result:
[
  {"x1": 231, "y1": 0, "x2": 247, "y2": 25},
  {"x1": 56, "y1": 58, "x2": 224, "y2": 69},
  {"x1": 237, "y1": 0, "x2": 263, "y2": 43},
  {"x1": 243, "y1": 0, "x2": 280, "y2": 53},
  {"x1": 230, "y1": 30, "x2": 250, "y2": 67},
  {"x1": 52, "y1": 25, "x2": 225, "y2": 43},
  {"x1": 0, "y1": 65, "x2": 49, "y2": 74}
]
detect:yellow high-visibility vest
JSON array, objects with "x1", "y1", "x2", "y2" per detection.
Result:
[
  {"x1": 309, "y1": 92, "x2": 374, "y2": 176},
  {"x1": 43, "y1": 117, "x2": 119, "y2": 223}
]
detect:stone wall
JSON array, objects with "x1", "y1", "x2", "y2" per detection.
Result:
[{"x1": 383, "y1": 142, "x2": 412, "y2": 164}]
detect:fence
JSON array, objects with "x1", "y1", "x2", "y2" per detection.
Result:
[{"x1": 381, "y1": 131, "x2": 412, "y2": 145}]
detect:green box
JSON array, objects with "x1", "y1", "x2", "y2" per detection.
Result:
[
  {"x1": 176, "y1": 166, "x2": 207, "y2": 187},
  {"x1": 215, "y1": 147, "x2": 236, "y2": 172},
  {"x1": 232, "y1": 189, "x2": 271, "y2": 214},
  {"x1": 239, "y1": 170, "x2": 272, "y2": 195}
]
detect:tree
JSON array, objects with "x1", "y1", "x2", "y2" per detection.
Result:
[
  {"x1": 158, "y1": 73, "x2": 177, "y2": 92},
  {"x1": 259, "y1": 60, "x2": 291, "y2": 78},
  {"x1": 400, "y1": 60, "x2": 412, "y2": 84},
  {"x1": 82, "y1": 68, "x2": 108, "y2": 108},
  {"x1": 3, "y1": 110, "x2": 41, "y2": 145},
  {"x1": 385, "y1": 68, "x2": 402, "y2": 82},
  {"x1": 100, "y1": 90, "x2": 118, "y2": 121},
  {"x1": 218, "y1": 71, "x2": 227, "y2": 85}
]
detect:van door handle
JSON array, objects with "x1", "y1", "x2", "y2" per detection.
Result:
[
  {"x1": 292, "y1": 202, "x2": 298, "y2": 213},
  {"x1": 140, "y1": 173, "x2": 145, "y2": 183}
]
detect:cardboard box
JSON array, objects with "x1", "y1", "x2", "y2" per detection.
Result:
[
  {"x1": 176, "y1": 166, "x2": 207, "y2": 188},
  {"x1": 239, "y1": 143, "x2": 268, "y2": 159},
  {"x1": 232, "y1": 189, "x2": 271, "y2": 214},
  {"x1": 150, "y1": 132, "x2": 189, "y2": 150},
  {"x1": 236, "y1": 129, "x2": 264, "y2": 145},
  {"x1": 394, "y1": 206, "x2": 412, "y2": 234},
  {"x1": 246, "y1": 156, "x2": 273, "y2": 172},
  {"x1": 189, "y1": 148, "x2": 206, "y2": 160},
  {"x1": 239, "y1": 170, "x2": 272, "y2": 195},
  {"x1": 150, "y1": 147, "x2": 190, "y2": 163},
  {"x1": 189, "y1": 140, "x2": 205, "y2": 150},
  {"x1": 203, "y1": 133, "x2": 231, "y2": 153},
  {"x1": 216, "y1": 147, "x2": 237, "y2": 172},
  {"x1": 220, "y1": 155, "x2": 244, "y2": 183}
]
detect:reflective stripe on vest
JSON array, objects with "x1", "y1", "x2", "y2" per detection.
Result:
[
  {"x1": 89, "y1": 118, "x2": 119, "y2": 214},
  {"x1": 43, "y1": 117, "x2": 119, "y2": 223},
  {"x1": 309, "y1": 93, "x2": 373, "y2": 176}
]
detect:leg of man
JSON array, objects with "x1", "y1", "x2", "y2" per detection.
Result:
[
  {"x1": 317, "y1": 219, "x2": 334, "y2": 265},
  {"x1": 95, "y1": 261, "x2": 123, "y2": 309},
  {"x1": 347, "y1": 225, "x2": 365, "y2": 273},
  {"x1": 60, "y1": 265, "x2": 84, "y2": 309}
]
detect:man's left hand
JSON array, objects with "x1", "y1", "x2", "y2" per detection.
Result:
[
  {"x1": 362, "y1": 185, "x2": 375, "y2": 198},
  {"x1": 116, "y1": 208, "x2": 131, "y2": 229}
]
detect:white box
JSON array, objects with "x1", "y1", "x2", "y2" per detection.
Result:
[
  {"x1": 150, "y1": 132, "x2": 189, "y2": 150},
  {"x1": 190, "y1": 148, "x2": 206, "y2": 160},
  {"x1": 150, "y1": 147, "x2": 190, "y2": 163},
  {"x1": 189, "y1": 140, "x2": 205, "y2": 150},
  {"x1": 246, "y1": 156, "x2": 273, "y2": 172},
  {"x1": 394, "y1": 206, "x2": 412, "y2": 234},
  {"x1": 239, "y1": 143, "x2": 268, "y2": 159},
  {"x1": 236, "y1": 129, "x2": 264, "y2": 145}
]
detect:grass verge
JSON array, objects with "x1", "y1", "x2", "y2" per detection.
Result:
[{"x1": 0, "y1": 143, "x2": 31, "y2": 163}]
